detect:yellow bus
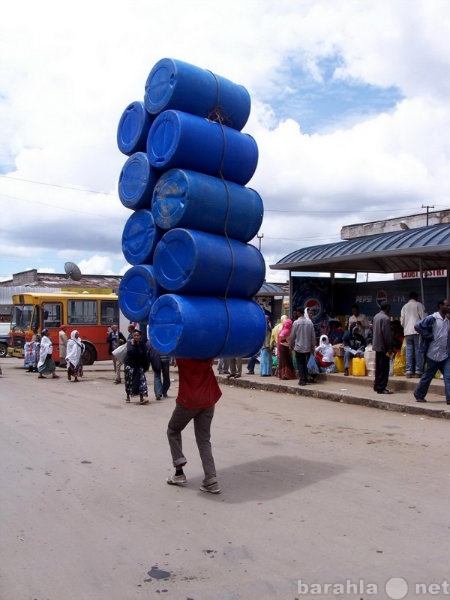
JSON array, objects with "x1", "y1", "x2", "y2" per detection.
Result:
[{"x1": 9, "y1": 292, "x2": 120, "y2": 364}]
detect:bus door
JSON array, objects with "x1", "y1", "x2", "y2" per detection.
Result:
[{"x1": 42, "y1": 302, "x2": 63, "y2": 360}]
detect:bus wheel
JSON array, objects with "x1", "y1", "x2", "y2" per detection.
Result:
[{"x1": 82, "y1": 343, "x2": 97, "y2": 365}]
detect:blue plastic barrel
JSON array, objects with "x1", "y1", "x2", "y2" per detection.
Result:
[
  {"x1": 117, "y1": 101, "x2": 153, "y2": 155},
  {"x1": 147, "y1": 110, "x2": 258, "y2": 186},
  {"x1": 122, "y1": 209, "x2": 162, "y2": 265},
  {"x1": 144, "y1": 58, "x2": 251, "y2": 131},
  {"x1": 151, "y1": 169, "x2": 263, "y2": 243},
  {"x1": 118, "y1": 265, "x2": 162, "y2": 322},
  {"x1": 148, "y1": 294, "x2": 266, "y2": 358},
  {"x1": 118, "y1": 152, "x2": 160, "y2": 210},
  {"x1": 153, "y1": 229, "x2": 265, "y2": 298}
]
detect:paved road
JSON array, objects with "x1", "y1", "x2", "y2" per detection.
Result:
[{"x1": 1, "y1": 359, "x2": 448, "y2": 600}]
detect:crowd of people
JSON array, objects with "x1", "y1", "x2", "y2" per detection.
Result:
[
  {"x1": 11, "y1": 291, "x2": 447, "y2": 497},
  {"x1": 226, "y1": 292, "x2": 449, "y2": 404}
]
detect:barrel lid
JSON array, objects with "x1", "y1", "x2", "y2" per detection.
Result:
[
  {"x1": 144, "y1": 58, "x2": 178, "y2": 115},
  {"x1": 147, "y1": 110, "x2": 181, "y2": 169},
  {"x1": 153, "y1": 229, "x2": 195, "y2": 291},
  {"x1": 117, "y1": 101, "x2": 152, "y2": 155},
  {"x1": 118, "y1": 265, "x2": 160, "y2": 322},
  {"x1": 122, "y1": 210, "x2": 160, "y2": 265},
  {"x1": 148, "y1": 294, "x2": 184, "y2": 354},
  {"x1": 118, "y1": 152, "x2": 155, "y2": 209},
  {"x1": 152, "y1": 169, "x2": 188, "y2": 229}
]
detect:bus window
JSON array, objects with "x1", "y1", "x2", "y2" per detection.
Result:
[
  {"x1": 100, "y1": 300, "x2": 119, "y2": 326},
  {"x1": 12, "y1": 304, "x2": 34, "y2": 330},
  {"x1": 68, "y1": 299, "x2": 98, "y2": 325},
  {"x1": 43, "y1": 303, "x2": 62, "y2": 329}
]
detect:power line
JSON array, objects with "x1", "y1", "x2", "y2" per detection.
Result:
[
  {"x1": 3, "y1": 175, "x2": 447, "y2": 216},
  {"x1": 1, "y1": 174, "x2": 115, "y2": 197}
]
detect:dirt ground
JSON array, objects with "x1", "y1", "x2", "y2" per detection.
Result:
[{"x1": 1, "y1": 358, "x2": 448, "y2": 600}]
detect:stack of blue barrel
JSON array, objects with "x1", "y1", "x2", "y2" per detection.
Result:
[{"x1": 116, "y1": 58, "x2": 266, "y2": 359}]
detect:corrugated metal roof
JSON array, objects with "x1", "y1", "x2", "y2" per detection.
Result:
[
  {"x1": 271, "y1": 223, "x2": 450, "y2": 273},
  {"x1": 255, "y1": 282, "x2": 288, "y2": 297}
]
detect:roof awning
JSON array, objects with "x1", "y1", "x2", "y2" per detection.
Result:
[
  {"x1": 255, "y1": 282, "x2": 288, "y2": 297},
  {"x1": 271, "y1": 223, "x2": 450, "y2": 274}
]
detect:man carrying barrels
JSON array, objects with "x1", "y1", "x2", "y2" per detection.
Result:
[{"x1": 166, "y1": 358, "x2": 222, "y2": 494}]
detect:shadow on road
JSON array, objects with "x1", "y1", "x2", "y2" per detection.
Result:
[{"x1": 186, "y1": 455, "x2": 347, "y2": 504}]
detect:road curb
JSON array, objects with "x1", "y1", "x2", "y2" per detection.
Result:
[{"x1": 218, "y1": 375, "x2": 450, "y2": 420}]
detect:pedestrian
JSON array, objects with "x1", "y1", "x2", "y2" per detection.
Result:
[
  {"x1": 372, "y1": 301, "x2": 394, "y2": 394},
  {"x1": 227, "y1": 357, "x2": 242, "y2": 379},
  {"x1": 413, "y1": 299, "x2": 450, "y2": 405},
  {"x1": 400, "y1": 291, "x2": 426, "y2": 378},
  {"x1": 146, "y1": 339, "x2": 171, "y2": 400},
  {"x1": 217, "y1": 357, "x2": 230, "y2": 374},
  {"x1": 124, "y1": 329, "x2": 149, "y2": 404},
  {"x1": 37, "y1": 329, "x2": 59, "y2": 379},
  {"x1": 277, "y1": 318, "x2": 297, "y2": 380},
  {"x1": 270, "y1": 314, "x2": 287, "y2": 348},
  {"x1": 58, "y1": 325, "x2": 68, "y2": 368},
  {"x1": 246, "y1": 352, "x2": 259, "y2": 375},
  {"x1": 24, "y1": 334, "x2": 39, "y2": 372},
  {"x1": 166, "y1": 358, "x2": 221, "y2": 494},
  {"x1": 289, "y1": 306, "x2": 316, "y2": 386},
  {"x1": 107, "y1": 324, "x2": 126, "y2": 384},
  {"x1": 66, "y1": 330, "x2": 85, "y2": 382},
  {"x1": 259, "y1": 315, "x2": 273, "y2": 377}
]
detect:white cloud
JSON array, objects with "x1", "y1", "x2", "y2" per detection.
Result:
[{"x1": 0, "y1": 0, "x2": 449, "y2": 284}]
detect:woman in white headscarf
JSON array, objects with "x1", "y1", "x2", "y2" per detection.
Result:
[
  {"x1": 315, "y1": 334, "x2": 336, "y2": 373},
  {"x1": 66, "y1": 330, "x2": 85, "y2": 382},
  {"x1": 37, "y1": 329, "x2": 59, "y2": 379}
]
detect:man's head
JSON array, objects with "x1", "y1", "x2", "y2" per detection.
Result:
[
  {"x1": 111, "y1": 324, "x2": 118, "y2": 332},
  {"x1": 409, "y1": 291, "x2": 418, "y2": 300},
  {"x1": 379, "y1": 301, "x2": 391, "y2": 314},
  {"x1": 437, "y1": 299, "x2": 449, "y2": 316},
  {"x1": 351, "y1": 304, "x2": 360, "y2": 316}
]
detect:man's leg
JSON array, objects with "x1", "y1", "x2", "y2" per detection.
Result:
[
  {"x1": 193, "y1": 407, "x2": 216, "y2": 481},
  {"x1": 161, "y1": 359, "x2": 171, "y2": 397},
  {"x1": 414, "y1": 357, "x2": 439, "y2": 401},
  {"x1": 405, "y1": 335, "x2": 414, "y2": 376},
  {"x1": 374, "y1": 351, "x2": 389, "y2": 391},
  {"x1": 167, "y1": 404, "x2": 195, "y2": 468},
  {"x1": 296, "y1": 351, "x2": 307, "y2": 385},
  {"x1": 194, "y1": 407, "x2": 220, "y2": 493},
  {"x1": 153, "y1": 368, "x2": 163, "y2": 399},
  {"x1": 413, "y1": 335, "x2": 424, "y2": 375},
  {"x1": 440, "y1": 358, "x2": 450, "y2": 404}
]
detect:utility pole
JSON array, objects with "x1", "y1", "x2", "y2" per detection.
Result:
[
  {"x1": 257, "y1": 232, "x2": 264, "y2": 251},
  {"x1": 422, "y1": 204, "x2": 435, "y2": 226}
]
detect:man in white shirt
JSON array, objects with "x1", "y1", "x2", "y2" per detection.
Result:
[
  {"x1": 347, "y1": 304, "x2": 369, "y2": 336},
  {"x1": 400, "y1": 291, "x2": 425, "y2": 378}
]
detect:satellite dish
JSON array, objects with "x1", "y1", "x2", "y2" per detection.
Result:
[{"x1": 64, "y1": 261, "x2": 82, "y2": 281}]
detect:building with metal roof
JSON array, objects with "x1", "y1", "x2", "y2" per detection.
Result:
[
  {"x1": 270, "y1": 222, "x2": 450, "y2": 319},
  {"x1": 271, "y1": 223, "x2": 450, "y2": 278}
]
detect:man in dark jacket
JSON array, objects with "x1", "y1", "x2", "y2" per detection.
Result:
[{"x1": 372, "y1": 301, "x2": 394, "y2": 394}]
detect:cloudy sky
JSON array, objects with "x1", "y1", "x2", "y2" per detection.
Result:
[{"x1": 1, "y1": 0, "x2": 449, "y2": 283}]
